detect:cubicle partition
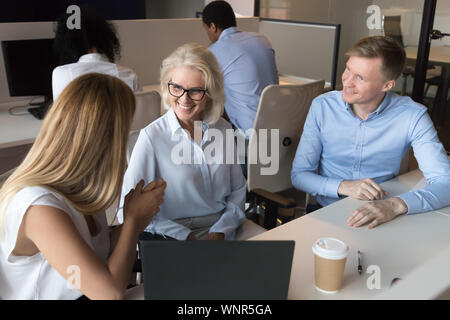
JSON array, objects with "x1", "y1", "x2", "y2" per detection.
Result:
[
  {"x1": 116, "y1": 17, "x2": 258, "y2": 86},
  {"x1": 0, "y1": 17, "x2": 258, "y2": 107},
  {"x1": 259, "y1": 18, "x2": 340, "y2": 89},
  {"x1": 0, "y1": 16, "x2": 339, "y2": 106}
]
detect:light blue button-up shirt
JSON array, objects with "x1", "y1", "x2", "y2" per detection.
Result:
[
  {"x1": 209, "y1": 27, "x2": 279, "y2": 133},
  {"x1": 291, "y1": 90, "x2": 450, "y2": 214},
  {"x1": 118, "y1": 109, "x2": 246, "y2": 240}
]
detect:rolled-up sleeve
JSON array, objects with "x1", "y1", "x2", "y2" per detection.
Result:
[
  {"x1": 117, "y1": 130, "x2": 156, "y2": 223},
  {"x1": 118, "y1": 129, "x2": 192, "y2": 239},
  {"x1": 209, "y1": 162, "x2": 246, "y2": 239}
]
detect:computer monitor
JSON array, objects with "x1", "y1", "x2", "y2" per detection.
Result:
[{"x1": 1, "y1": 38, "x2": 57, "y2": 119}]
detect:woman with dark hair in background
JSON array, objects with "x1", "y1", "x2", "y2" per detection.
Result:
[{"x1": 51, "y1": 5, "x2": 139, "y2": 101}]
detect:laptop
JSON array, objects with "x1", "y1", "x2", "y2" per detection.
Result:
[{"x1": 139, "y1": 240, "x2": 295, "y2": 300}]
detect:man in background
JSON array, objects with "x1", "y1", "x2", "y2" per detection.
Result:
[{"x1": 202, "y1": 0, "x2": 279, "y2": 135}]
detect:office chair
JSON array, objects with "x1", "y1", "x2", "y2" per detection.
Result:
[
  {"x1": 383, "y1": 15, "x2": 443, "y2": 102},
  {"x1": 246, "y1": 80, "x2": 325, "y2": 229},
  {"x1": 106, "y1": 90, "x2": 162, "y2": 226},
  {"x1": 130, "y1": 90, "x2": 161, "y2": 132},
  {"x1": 126, "y1": 90, "x2": 162, "y2": 163}
]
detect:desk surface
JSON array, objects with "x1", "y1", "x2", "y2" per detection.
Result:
[
  {"x1": 124, "y1": 168, "x2": 450, "y2": 300},
  {"x1": 250, "y1": 169, "x2": 450, "y2": 300},
  {"x1": 405, "y1": 45, "x2": 450, "y2": 65},
  {"x1": 0, "y1": 109, "x2": 41, "y2": 149},
  {"x1": 1, "y1": 75, "x2": 326, "y2": 150}
]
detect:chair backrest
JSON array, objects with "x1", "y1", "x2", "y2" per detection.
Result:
[
  {"x1": 247, "y1": 80, "x2": 325, "y2": 192},
  {"x1": 127, "y1": 130, "x2": 140, "y2": 164},
  {"x1": 383, "y1": 15, "x2": 404, "y2": 47},
  {"x1": 131, "y1": 90, "x2": 161, "y2": 132}
]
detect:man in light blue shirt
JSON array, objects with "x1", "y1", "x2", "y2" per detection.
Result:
[
  {"x1": 291, "y1": 36, "x2": 450, "y2": 229},
  {"x1": 202, "y1": 1, "x2": 279, "y2": 134}
]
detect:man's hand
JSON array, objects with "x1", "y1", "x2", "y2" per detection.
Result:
[
  {"x1": 338, "y1": 178, "x2": 389, "y2": 201},
  {"x1": 204, "y1": 232, "x2": 225, "y2": 240},
  {"x1": 347, "y1": 197, "x2": 408, "y2": 229}
]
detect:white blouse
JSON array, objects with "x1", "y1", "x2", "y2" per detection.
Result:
[
  {"x1": 52, "y1": 53, "x2": 139, "y2": 101},
  {"x1": 0, "y1": 186, "x2": 110, "y2": 300},
  {"x1": 117, "y1": 108, "x2": 246, "y2": 240}
]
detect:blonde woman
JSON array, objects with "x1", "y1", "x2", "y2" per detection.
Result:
[
  {"x1": 0, "y1": 73, "x2": 166, "y2": 300},
  {"x1": 118, "y1": 43, "x2": 246, "y2": 241}
]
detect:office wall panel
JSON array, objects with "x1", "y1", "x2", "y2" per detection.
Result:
[{"x1": 259, "y1": 19, "x2": 339, "y2": 88}]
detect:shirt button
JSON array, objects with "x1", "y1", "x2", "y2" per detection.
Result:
[
  {"x1": 360, "y1": 121, "x2": 364, "y2": 126},
  {"x1": 356, "y1": 145, "x2": 360, "y2": 150},
  {"x1": 354, "y1": 164, "x2": 358, "y2": 169}
]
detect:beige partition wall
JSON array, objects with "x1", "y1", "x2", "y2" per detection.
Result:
[
  {"x1": 116, "y1": 17, "x2": 258, "y2": 86},
  {"x1": 259, "y1": 19, "x2": 339, "y2": 88},
  {"x1": 0, "y1": 17, "x2": 259, "y2": 107}
]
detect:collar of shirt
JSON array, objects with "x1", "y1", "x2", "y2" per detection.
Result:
[
  {"x1": 166, "y1": 108, "x2": 210, "y2": 145},
  {"x1": 217, "y1": 26, "x2": 238, "y2": 42},
  {"x1": 342, "y1": 91, "x2": 393, "y2": 120},
  {"x1": 78, "y1": 53, "x2": 109, "y2": 63}
]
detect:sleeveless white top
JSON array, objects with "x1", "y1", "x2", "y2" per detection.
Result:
[{"x1": 0, "y1": 186, "x2": 110, "y2": 300}]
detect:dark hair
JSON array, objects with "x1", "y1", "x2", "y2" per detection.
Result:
[
  {"x1": 346, "y1": 36, "x2": 406, "y2": 80},
  {"x1": 202, "y1": 1, "x2": 236, "y2": 30},
  {"x1": 53, "y1": 5, "x2": 120, "y2": 65}
]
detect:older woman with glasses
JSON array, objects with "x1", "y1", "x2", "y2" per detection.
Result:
[{"x1": 117, "y1": 43, "x2": 246, "y2": 241}]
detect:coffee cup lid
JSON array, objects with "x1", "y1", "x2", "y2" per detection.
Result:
[{"x1": 312, "y1": 237, "x2": 349, "y2": 260}]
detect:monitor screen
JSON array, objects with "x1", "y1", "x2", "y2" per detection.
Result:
[{"x1": 2, "y1": 38, "x2": 56, "y2": 98}]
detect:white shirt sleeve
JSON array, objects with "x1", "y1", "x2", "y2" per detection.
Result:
[
  {"x1": 209, "y1": 155, "x2": 246, "y2": 239},
  {"x1": 118, "y1": 128, "x2": 192, "y2": 240},
  {"x1": 52, "y1": 66, "x2": 70, "y2": 102}
]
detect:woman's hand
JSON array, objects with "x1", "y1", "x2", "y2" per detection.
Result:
[{"x1": 123, "y1": 178, "x2": 166, "y2": 232}]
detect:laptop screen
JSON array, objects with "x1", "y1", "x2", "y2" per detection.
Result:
[{"x1": 139, "y1": 240, "x2": 295, "y2": 300}]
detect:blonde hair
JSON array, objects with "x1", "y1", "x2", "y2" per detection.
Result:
[
  {"x1": 160, "y1": 43, "x2": 225, "y2": 125},
  {"x1": 0, "y1": 73, "x2": 135, "y2": 237},
  {"x1": 346, "y1": 36, "x2": 406, "y2": 80}
]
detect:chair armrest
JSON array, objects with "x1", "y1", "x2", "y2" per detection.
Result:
[{"x1": 250, "y1": 188, "x2": 296, "y2": 209}]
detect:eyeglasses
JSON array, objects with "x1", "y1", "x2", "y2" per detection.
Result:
[{"x1": 168, "y1": 82, "x2": 207, "y2": 101}]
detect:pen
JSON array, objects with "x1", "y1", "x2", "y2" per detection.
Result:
[{"x1": 357, "y1": 250, "x2": 362, "y2": 275}]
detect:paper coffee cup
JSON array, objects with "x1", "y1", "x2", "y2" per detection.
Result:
[{"x1": 312, "y1": 237, "x2": 349, "y2": 293}]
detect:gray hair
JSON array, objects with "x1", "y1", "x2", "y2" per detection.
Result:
[{"x1": 160, "y1": 43, "x2": 225, "y2": 125}]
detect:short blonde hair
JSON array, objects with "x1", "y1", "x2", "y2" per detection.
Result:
[
  {"x1": 346, "y1": 36, "x2": 406, "y2": 80},
  {"x1": 160, "y1": 43, "x2": 225, "y2": 125},
  {"x1": 0, "y1": 73, "x2": 135, "y2": 237}
]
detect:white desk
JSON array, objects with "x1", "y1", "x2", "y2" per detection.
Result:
[
  {"x1": 404, "y1": 45, "x2": 450, "y2": 120},
  {"x1": 1, "y1": 75, "x2": 328, "y2": 151},
  {"x1": 0, "y1": 87, "x2": 160, "y2": 150},
  {"x1": 250, "y1": 168, "x2": 450, "y2": 300},
  {"x1": 405, "y1": 46, "x2": 450, "y2": 66},
  {"x1": 142, "y1": 75, "x2": 327, "y2": 94},
  {"x1": 0, "y1": 109, "x2": 42, "y2": 149},
  {"x1": 124, "y1": 168, "x2": 450, "y2": 300}
]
